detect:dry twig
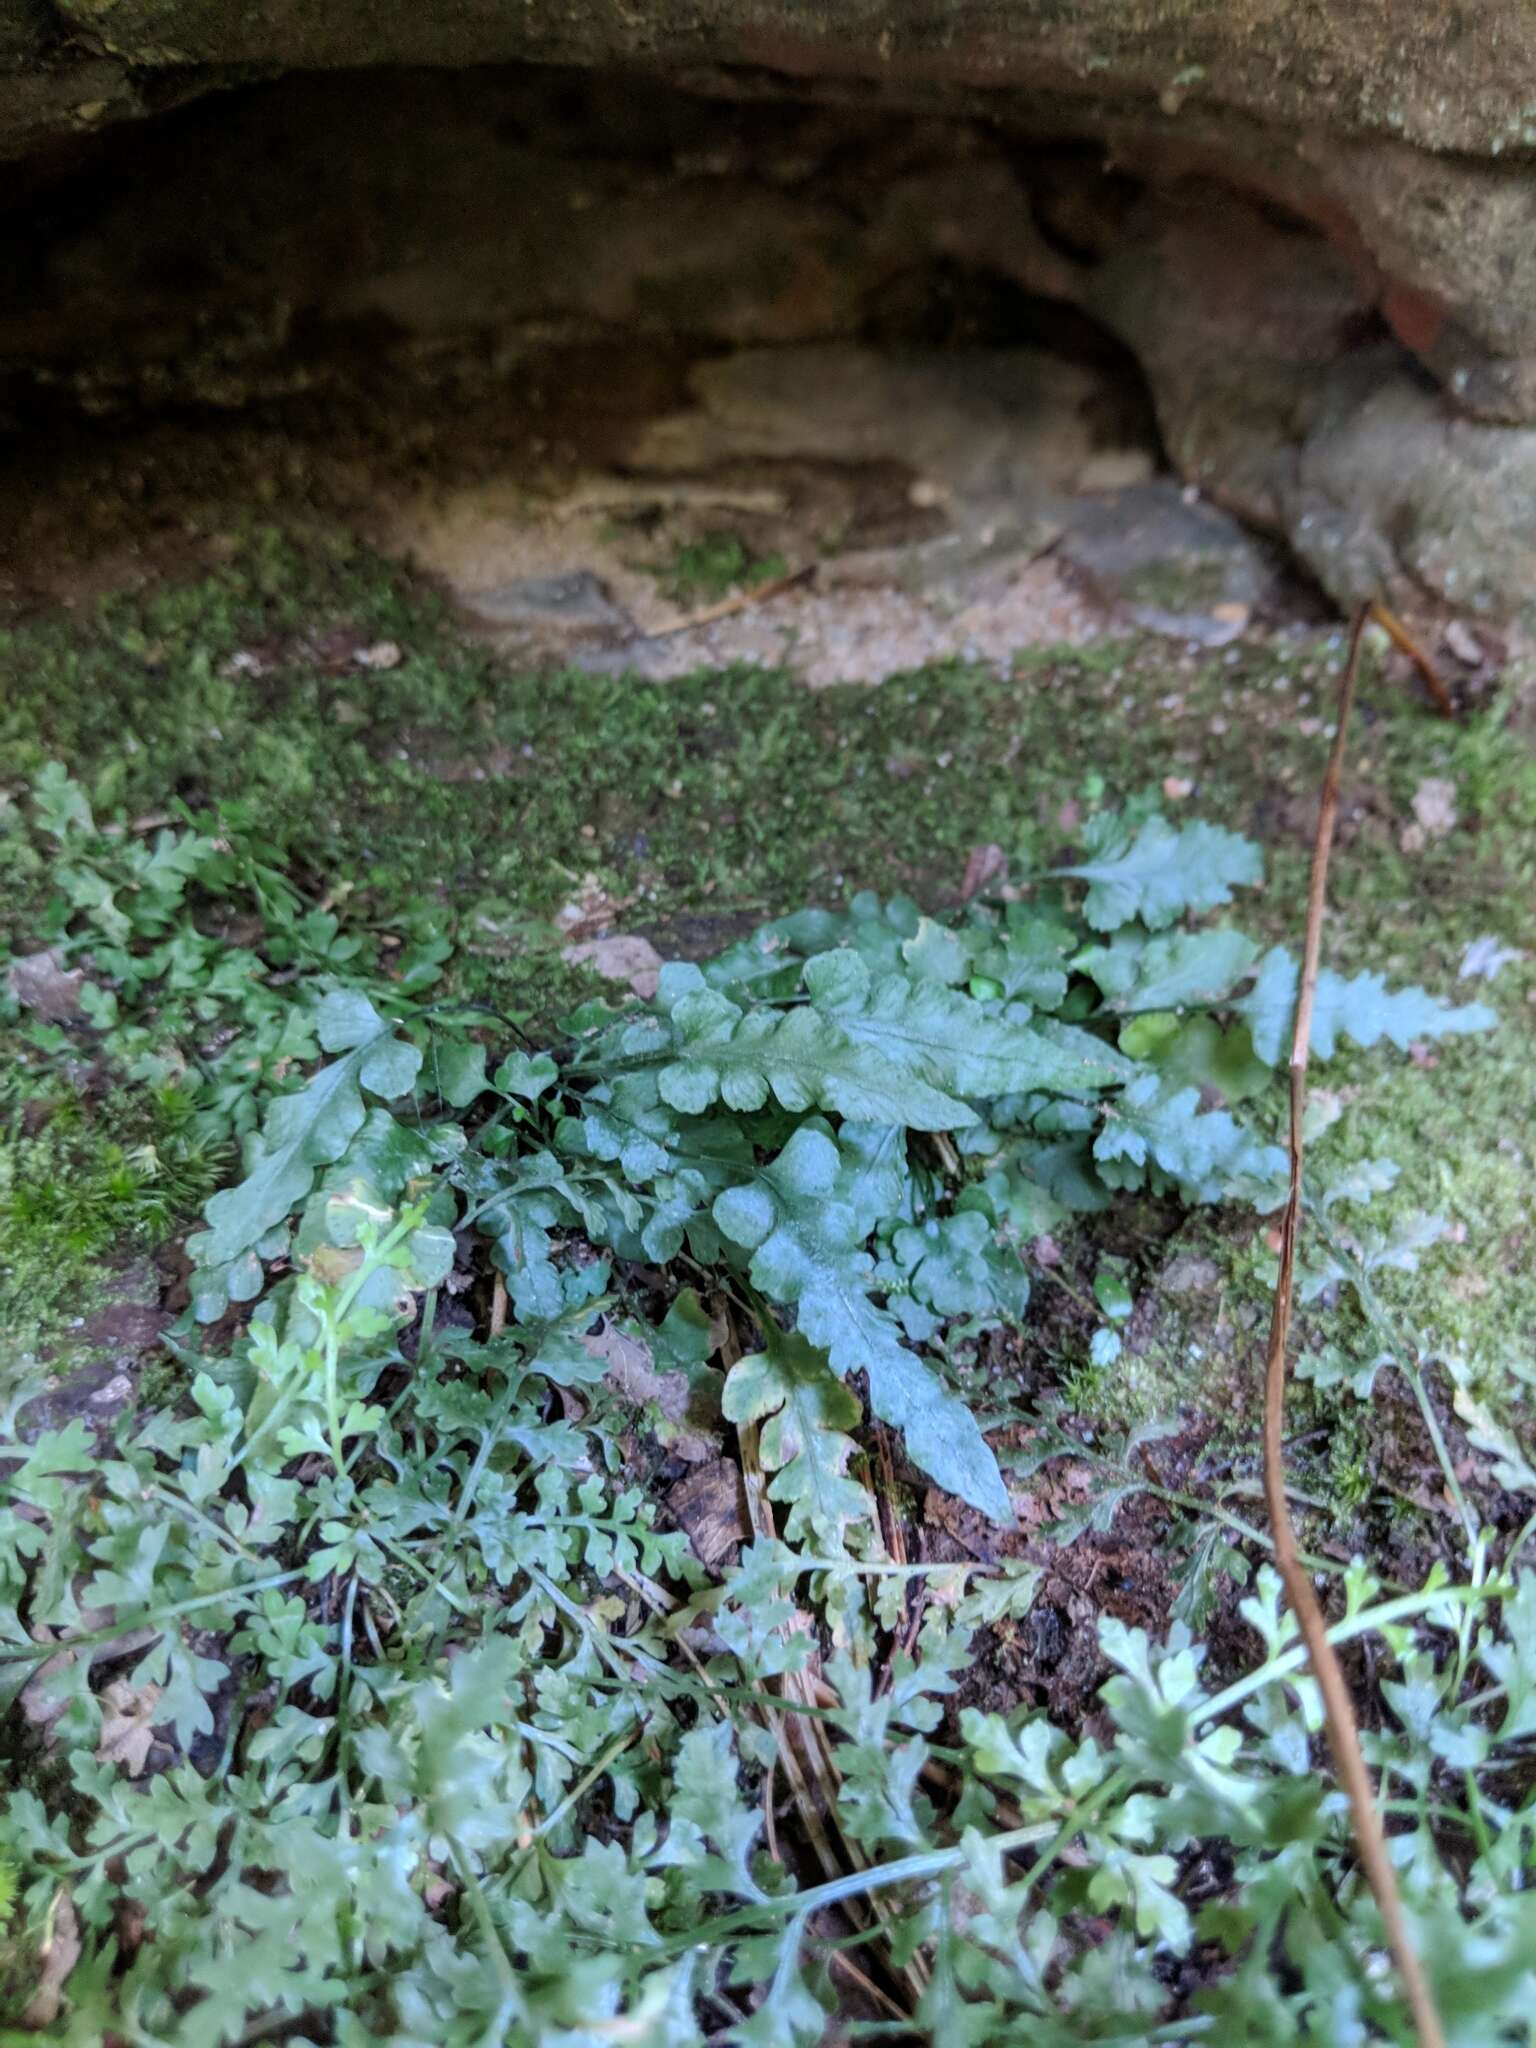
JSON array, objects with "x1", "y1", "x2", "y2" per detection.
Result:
[
  {"x1": 1261, "y1": 602, "x2": 1446, "y2": 2048},
  {"x1": 644, "y1": 565, "x2": 815, "y2": 638},
  {"x1": 1366, "y1": 602, "x2": 1456, "y2": 718}
]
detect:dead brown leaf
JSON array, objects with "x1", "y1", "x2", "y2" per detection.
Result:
[
  {"x1": 553, "y1": 872, "x2": 636, "y2": 944},
  {"x1": 21, "y1": 1615, "x2": 159, "y2": 1735},
  {"x1": 7, "y1": 948, "x2": 87, "y2": 1023},
  {"x1": 94, "y1": 1677, "x2": 163, "y2": 1777},
  {"x1": 960, "y1": 842, "x2": 1007, "y2": 901},
  {"x1": 668, "y1": 1458, "x2": 750, "y2": 1569},
  {"x1": 354, "y1": 639, "x2": 403, "y2": 670},
  {"x1": 21, "y1": 1889, "x2": 81, "y2": 2027},
  {"x1": 579, "y1": 1322, "x2": 715, "y2": 1459},
  {"x1": 562, "y1": 933, "x2": 663, "y2": 1000},
  {"x1": 581, "y1": 1323, "x2": 689, "y2": 1423},
  {"x1": 1409, "y1": 776, "x2": 1459, "y2": 840},
  {"x1": 1443, "y1": 619, "x2": 1483, "y2": 668}
]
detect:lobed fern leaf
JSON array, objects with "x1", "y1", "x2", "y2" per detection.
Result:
[
  {"x1": 1237, "y1": 947, "x2": 1496, "y2": 1065},
  {"x1": 804, "y1": 951, "x2": 1130, "y2": 1099},
  {"x1": 1094, "y1": 1074, "x2": 1287, "y2": 1207},
  {"x1": 723, "y1": 1320, "x2": 871, "y2": 1553},
  {"x1": 712, "y1": 1122, "x2": 1012, "y2": 1519},
  {"x1": 1080, "y1": 929, "x2": 1261, "y2": 1013},
  {"x1": 1054, "y1": 813, "x2": 1263, "y2": 932},
  {"x1": 653, "y1": 975, "x2": 973, "y2": 1130}
]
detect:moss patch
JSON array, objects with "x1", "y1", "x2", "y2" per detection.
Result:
[{"x1": 0, "y1": 1075, "x2": 227, "y2": 1370}]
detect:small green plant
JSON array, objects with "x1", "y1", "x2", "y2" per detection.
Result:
[
  {"x1": 661, "y1": 531, "x2": 788, "y2": 608},
  {"x1": 0, "y1": 766, "x2": 454, "y2": 1351},
  {"x1": 3, "y1": 765, "x2": 1526, "y2": 2043},
  {"x1": 182, "y1": 797, "x2": 1493, "y2": 1514},
  {"x1": 12, "y1": 764, "x2": 447, "y2": 1127}
]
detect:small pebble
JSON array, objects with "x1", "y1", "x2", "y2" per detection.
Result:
[
  {"x1": 355, "y1": 640, "x2": 403, "y2": 670},
  {"x1": 1443, "y1": 619, "x2": 1482, "y2": 667}
]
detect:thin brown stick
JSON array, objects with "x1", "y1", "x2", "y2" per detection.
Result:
[
  {"x1": 826, "y1": 1944, "x2": 910, "y2": 2024},
  {"x1": 488, "y1": 1273, "x2": 508, "y2": 1339},
  {"x1": 644, "y1": 565, "x2": 815, "y2": 638},
  {"x1": 733, "y1": 1409, "x2": 846, "y2": 1891},
  {"x1": 875, "y1": 1426, "x2": 909, "y2": 1571},
  {"x1": 1262, "y1": 603, "x2": 1445, "y2": 2048},
  {"x1": 1365, "y1": 601, "x2": 1456, "y2": 719},
  {"x1": 872, "y1": 1429, "x2": 931, "y2": 1670}
]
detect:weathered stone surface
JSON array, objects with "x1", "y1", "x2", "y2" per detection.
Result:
[
  {"x1": 1044, "y1": 178, "x2": 1536, "y2": 624},
  {"x1": 3, "y1": 4, "x2": 1536, "y2": 387},
  {"x1": 2, "y1": 21, "x2": 1536, "y2": 631},
  {"x1": 627, "y1": 344, "x2": 1113, "y2": 501},
  {"x1": 0, "y1": 1, "x2": 49, "y2": 64},
  {"x1": 1056, "y1": 482, "x2": 1280, "y2": 643},
  {"x1": 1288, "y1": 374, "x2": 1536, "y2": 623},
  {"x1": 466, "y1": 571, "x2": 631, "y2": 637},
  {"x1": 14, "y1": 3, "x2": 1536, "y2": 157},
  {"x1": 1, "y1": 75, "x2": 994, "y2": 388}
]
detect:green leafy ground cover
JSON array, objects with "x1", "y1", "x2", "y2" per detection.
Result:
[
  {"x1": 656, "y1": 532, "x2": 790, "y2": 609},
  {"x1": 2, "y1": 531, "x2": 1535, "y2": 2041}
]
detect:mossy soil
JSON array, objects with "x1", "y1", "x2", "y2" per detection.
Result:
[{"x1": 2, "y1": 523, "x2": 1533, "y2": 1542}]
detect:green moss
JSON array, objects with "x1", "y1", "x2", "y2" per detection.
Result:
[
  {"x1": 0, "y1": 1061, "x2": 228, "y2": 1362},
  {"x1": 0, "y1": 542, "x2": 1351, "y2": 988},
  {"x1": 2, "y1": 532, "x2": 1268, "y2": 1019},
  {"x1": 655, "y1": 531, "x2": 788, "y2": 608}
]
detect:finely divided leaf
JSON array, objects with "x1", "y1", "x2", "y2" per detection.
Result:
[{"x1": 1094, "y1": 1074, "x2": 1287, "y2": 1206}]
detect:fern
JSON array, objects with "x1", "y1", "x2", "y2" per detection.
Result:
[
  {"x1": 184, "y1": 806, "x2": 1494, "y2": 1519},
  {"x1": 1053, "y1": 811, "x2": 1263, "y2": 930},
  {"x1": 1236, "y1": 947, "x2": 1496, "y2": 1065},
  {"x1": 1079, "y1": 928, "x2": 1262, "y2": 1012},
  {"x1": 723, "y1": 1318, "x2": 872, "y2": 1553},
  {"x1": 185, "y1": 990, "x2": 422, "y2": 1316},
  {"x1": 1094, "y1": 1074, "x2": 1289, "y2": 1207},
  {"x1": 652, "y1": 978, "x2": 972, "y2": 1129},
  {"x1": 713, "y1": 1122, "x2": 1011, "y2": 1519},
  {"x1": 803, "y1": 951, "x2": 1130, "y2": 1097},
  {"x1": 9, "y1": 762, "x2": 1523, "y2": 2047}
]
